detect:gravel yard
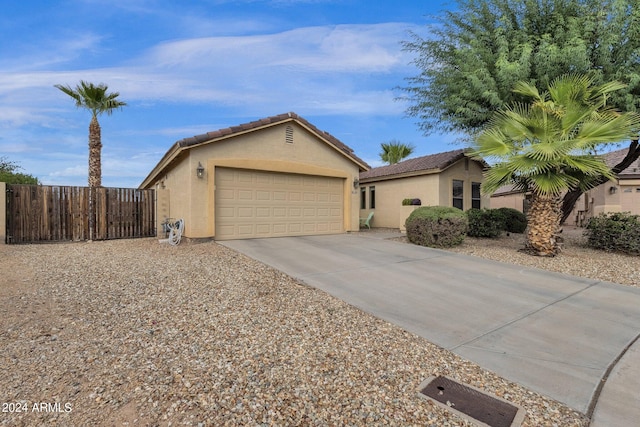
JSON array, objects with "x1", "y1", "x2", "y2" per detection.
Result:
[{"x1": 0, "y1": 230, "x2": 617, "y2": 426}]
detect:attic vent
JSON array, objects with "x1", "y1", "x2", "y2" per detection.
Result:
[{"x1": 285, "y1": 125, "x2": 294, "y2": 144}]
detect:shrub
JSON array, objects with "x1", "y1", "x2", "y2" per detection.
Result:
[
  {"x1": 466, "y1": 208, "x2": 504, "y2": 238},
  {"x1": 585, "y1": 212, "x2": 640, "y2": 255},
  {"x1": 402, "y1": 198, "x2": 422, "y2": 206},
  {"x1": 496, "y1": 207, "x2": 527, "y2": 234},
  {"x1": 405, "y1": 206, "x2": 467, "y2": 248}
]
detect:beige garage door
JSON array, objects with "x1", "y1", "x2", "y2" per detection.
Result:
[{"x1": 215, "y1": 168, "x2": 344, "y2": 240}]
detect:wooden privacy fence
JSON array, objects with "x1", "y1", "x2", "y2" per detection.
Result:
[{"x1": 6, "y1": 185, "x2": 155, "y2": 243}]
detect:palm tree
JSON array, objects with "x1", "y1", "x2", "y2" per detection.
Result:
[
  {"x1": 473, "y1": 74, "x2": 640, "y2": 256},
  {"x1": 55, "y1": 81, "x2": 127, "y2": 187},
  {"x1": 379, "y1": 140, "x2": 415, "y2": 164}
]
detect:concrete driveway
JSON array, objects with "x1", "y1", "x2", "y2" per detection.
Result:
[{"x1": 221, "y1": 233, "x2": 640, "y2": 415}]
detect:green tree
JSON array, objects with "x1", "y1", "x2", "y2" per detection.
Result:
[
  {"x1": 379, "y1": 140, "x2": 415, "y2": 164},
  {"x1": 473, "y1": 74, "x2": 640, "y2": 256},
  {"x1": 54, "y1": 81, "x2": 127, "y2": 187},
  {"x1": 401, "y1": 0, "x2": 640, "y2": 222},
  {"x1": 0, "y1": 157, "x2": 39, "y2": 184}
]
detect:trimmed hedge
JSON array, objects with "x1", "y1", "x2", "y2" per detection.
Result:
[
  {"x1": 496, "y1": 207, "x2": 527, "y2": 234},
  {"x1": 585, "y1": 212, "x2": 640, "y2": 255},
  {"x1": 405, "y1": 206, "x2": 467, "y2": 248},
  {"x1": 465, "y1": 207, "x2": 527, "y2": 238},
  {"x1": 466, "y1": 208, "x2": 504, "y2": 238}
]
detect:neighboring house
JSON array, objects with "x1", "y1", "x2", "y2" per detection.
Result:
[
  {"x1": 490, "y1": 147, "x2": 640, "y2": 226},
  {"x1": 358, "y1": 149, "x2": 489, "y2": 229},
  {"x1": 140, "y1": 112, "x2": 369, "y2": 240}
]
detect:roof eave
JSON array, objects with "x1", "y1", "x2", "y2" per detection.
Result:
[
  {"x1": 139, "y1": 143, "x2": 183, "y2": 189},
  {"x1": 359, "y1": 168, "x2": 441, "y2": 183},
  {"x1": 293, "y1": 120, "x2": 369, "y2": 171}
]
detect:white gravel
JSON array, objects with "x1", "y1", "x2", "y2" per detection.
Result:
[{"x1": 0, "y1": 235, "x2": 596, "y2": 426}]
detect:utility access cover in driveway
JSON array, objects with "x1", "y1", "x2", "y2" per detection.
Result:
[
  {"x1": 221, "y1": 234, "x2": 640, "y2": 413},
  {"x1": 418, "y1": 376, "x2": 524, "y2": 427}
]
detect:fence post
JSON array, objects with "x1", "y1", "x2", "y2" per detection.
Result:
[{"x1": 0, "y1": 182, "x2": 5, "y2": 244}]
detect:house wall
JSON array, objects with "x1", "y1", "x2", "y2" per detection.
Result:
[
  {"x1": 359, "y1": 159, "x2": 488, "y2": 229},
  {"x1": 358, "y1": 173, "x2": 441, "y2": 229},
  {"x1": 150, "y1": 122, "x2": 361, "y2": 238},
  {"x1": 438, "y1": 159, "x2": 488, "y2": 209},
  {"x1": 490, "y1": 192, "x2": 525, "y2": 211},
  {"x1": 491, "y1": 178, "x2": 640, "y2": 227}
]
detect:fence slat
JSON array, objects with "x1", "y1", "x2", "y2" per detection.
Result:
[{"x1": 6, "y1": 184, "x2": 155, "y2": 243}]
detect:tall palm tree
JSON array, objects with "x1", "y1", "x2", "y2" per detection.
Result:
[
  {"x1": 55, "y1": 81, "x2": 127, "y2": 187},
  {"x1": 379, "y1": 140, "x2": 415, "y2": 164},
  {"x1": 473, "y1": 74, "x2": 640, "y2": 256}
]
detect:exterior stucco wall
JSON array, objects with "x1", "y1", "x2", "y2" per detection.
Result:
[
  {"x1": 149, "y1": 122, "x2": 361, "y2": 239},
  {"x1": 491, "y1": 178, "x2": 640, "y2": 227},
  {"x1": 490, "y1": 193, "x2": 525, "y2": 211},
  {"x1": 438, "y1": 160, "x2": 488, "y2": 209},
  {"x1": 358, "y1": 173, "x2": 440, "y2": 229},
  {"x1": 359, "y1": 159, "x2": 488, "y2": 229}
]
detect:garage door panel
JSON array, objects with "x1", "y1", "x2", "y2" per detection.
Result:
[
  {"x1": 288, "y1": 223, "x2": 302, "y2": 233},
  {"x1": 256, "y1": 207, "x2": 271, "y2": 217},
  {"x1": 238, "y1": 207, "x2": 253, "y2": 218},
  {"x1": 238, "y1": 190, "x2": 253, "y2": 200},
  {"x1": 218, "y1": 207, "x2": 236, "y2": 218},
  {"x1": 215, "y1": 168, "x2": 344, "y2": 240},
  {"x1": 256, "y1": 190, "x2": 271, "y2": 200},
  {"x1": 289, "y1": 192, "x2": 302, "y2": 201},
  {"x1": 218, "y1": 189, "x2": 235, "y2": 200}
]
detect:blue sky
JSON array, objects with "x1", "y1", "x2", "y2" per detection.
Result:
[{"x1": 1, "y1": 0, "x2": 456, "y2": 188}]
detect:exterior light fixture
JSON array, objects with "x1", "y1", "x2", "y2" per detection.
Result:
[
  {"x1": 353, "y1": 178, "x2": 360, "y2": 189},
  {"x1": 196, "y1": 162, "x2": 205, "y2": 179},
  {"x1": 609, "y1": 186, "x2": 617, "y2": 194}
]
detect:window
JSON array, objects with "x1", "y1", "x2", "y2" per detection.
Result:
[
  {"x1": 285, "y1": 125, "x2": 294, "y2": 143},
  {"x1": 369, "y1": 186, "x2": 376, "y2": 209},
  {"x1": 452, "y1": 180, "x2": 463, "y2": 210},
  {"x1": 472, "y1": 182, "x2": 481, "y2": 209},
  {"x1": 360, "y1": 186, "x2": 366, "y2": 209}
]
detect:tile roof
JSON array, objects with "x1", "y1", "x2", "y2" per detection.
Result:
[
  {"x1": 604, "y1": 147, "x2": 640, "y2": 176},
  {"x1": 176, "y1": 112, "x2": 368, "y2": 169},
  {"x1": 359, "y1": 149, "x2": 472, "y2": 181}
]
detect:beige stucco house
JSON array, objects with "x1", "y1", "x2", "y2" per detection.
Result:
[
  {"x1": 140, "y1": 113, "x2": 369, "y2": 240},
  {"x1": 490, "y1": 147, "x2": 640, "y2": 226},
  {"x1": 358, "y1": 149, "x2": 489, "y2": 230}
]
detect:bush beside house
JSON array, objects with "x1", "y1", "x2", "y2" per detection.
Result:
[
  {"x1": 405, "y1": 206, "x2": 468, "y2": 248},
  {"x1": 466, "y1": 208, "x2": 528, "y2": 238},
  {"x1": 585, "y1": 212, "x2": 640, "y2": 255},
  {"x1": 466, "y1": 209, "x2": 504, "y2": 238}
]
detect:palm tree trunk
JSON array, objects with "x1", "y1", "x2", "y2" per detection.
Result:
[
  {"x1": 524, "y1": 193, "x2": 562, "y2": 256},
  {"x1": 88, "y1": 116, "x2": 102, "y2": 188},
  {"x1": 87, "y1": 116, "x2": 102, "y2": 241}
]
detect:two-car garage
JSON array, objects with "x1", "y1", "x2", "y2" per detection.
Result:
[
  {"x1": 140, "y1": 112, "x2": 368, "y2": 241},
  {"x1": 214, "y1": 168, "x2": 344, "y2": 240}
]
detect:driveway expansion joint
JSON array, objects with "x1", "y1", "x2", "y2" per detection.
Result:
[{"x1": 449, "y1": 280, "x2": 602, "y2": 352}]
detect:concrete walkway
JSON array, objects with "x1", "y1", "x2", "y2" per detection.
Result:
[{"x1": 221, "y1": 233, "x2": 640, "y2": 423}]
